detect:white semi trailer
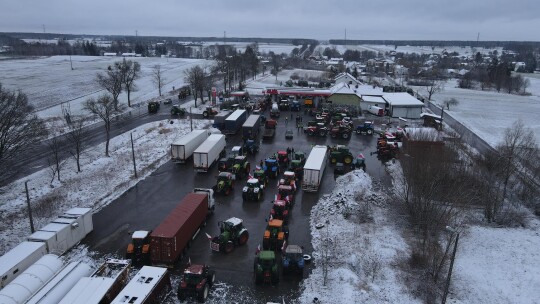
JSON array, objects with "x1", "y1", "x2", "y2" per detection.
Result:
[
  {"x1": 302, "y1": 145, "x2": 328, "y2": 192},
  {"x1": 193, "y1": 134, "x2": 226, "y2": 173},
  {"x1": 171, "y1": 129, "x2": 210, "y2": 164}
]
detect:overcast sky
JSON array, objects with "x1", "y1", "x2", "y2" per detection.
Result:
[{"x1": 2, "y1": 0, "x2": 539, "y2": 41}]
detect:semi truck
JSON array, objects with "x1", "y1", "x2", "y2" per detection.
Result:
[
  {"x1": 223, "y1": 109, "x2": 247, "y2": 135},
  {"x1": 59, "y1": 259, "x2": 131, "y2": 304},
  {"x1": 242, "y1": 114, "x2": 261, "y2": 139},
  {"x1": 302, "y1": 145, "x2": 328, "y2": 192},
  {"x1": 193, "y1": 134, "x2": 226, "y2": 173},
  {"x1": 149, "y1": 193, "x2": 212, "y2": 267},
  {"x1": 171, "y1": 129, "x2": 210, "y2": 164},
  {"x1": 111, "y1": 266, "x2": 170, "y2": 304}
]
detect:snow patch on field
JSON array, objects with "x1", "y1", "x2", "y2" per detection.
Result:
[
  {"x1": 299, "y1": 170, "x2": 418, "y2": 304},
  {"x1": 449, "y1": 220, "x2": 540, "y2": 304}
]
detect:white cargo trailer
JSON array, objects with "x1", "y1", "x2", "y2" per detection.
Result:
[
  {"x1": 58, "y1": 259, "x2": 130, "y2": 304},
  {"x1": 111, "y1": 266, "x2": 170, "y2": 304},
  {"x1": 302, "y1": 145, "x2": 328, "y2": 192},
  {"x1": 25, "y1": 261, "x2": 92, "y2": 304},
  {"x1": 0, "y1": 241, "x2": 47, "y2": 288},
  {"x1": 193, "y1": 134, "x2": 226, "y2": 172},
  {"x1": 0, "y1": 254, "x2": 62, "y2": 304},
  {"x1": 171, "y1": 129, "x2": 210, "y2": 163},
  {"x1": 27, "y1": 207, "x2": 93, "y2": 255}
]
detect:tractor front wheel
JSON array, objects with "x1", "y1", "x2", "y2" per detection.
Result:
[
  {"x1": 367, "y1": 129, "x2": 373, "y2": 135},
  {"x1": 225, "y1": 242, "x2": 234, "y2": 253},
  {"x1": 203, "y1": 111, "x2": 209, "y2": 118},
  {"x1": 330, "y1": 157, "x2": 337, "y2": 164},
  {"x1": 197, "y1": 284, "x2": 209, "y2": 302},
  {"x1": 342, "y1": 132, "x2": 349, "y2": 139}
]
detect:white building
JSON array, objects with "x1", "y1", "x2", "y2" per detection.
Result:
[{"x1": 382, "y1": 92, "x2": 424, "y2": 119}]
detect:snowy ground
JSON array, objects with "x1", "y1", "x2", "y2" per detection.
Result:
[
  {"x1": 0, "y1": 55, "x2": 211, "y2": 118},
  {"x1": 425, "y1": 79, "x2": 540, "y2": 147},
  {"x1": 0, "y1": 118, "x2": 212, "y2": 254},
  {"x1": 298, "y1": 170, "x2": 418, "y2": 304}
]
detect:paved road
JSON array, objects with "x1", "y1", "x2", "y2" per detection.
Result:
[
  {"x1": 4, "y1": 99, "x2": 197, "y2": 185},
  {"x1": 83, "y1": 109, "x2": 392, "y2": 303}
]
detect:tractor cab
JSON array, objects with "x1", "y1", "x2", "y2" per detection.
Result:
[
  {"x1": 218, "y1": 157, "x2": 233, "y2": 172},
  {"x1": 253, "y1": 169, "x2": 267, "y2": 186},
  {"x1": 245, "y1": 139, "x2": 259, "y2": 155},
  {"x1": 289, "y1": 160, "x2": 303, "y2": 177},
  {"x1": 231, "y1": 146, "x2": 243, "y2": 157},
  {"x1": 279, "y1": 171, "x2": 296, "y2": 191},
  {"x1": 231, "y1": 155, "x2": 250, "y2": 179},
  {"x1": 293, "y1": 151, "x2": 306, "y2": 165},
  {"x1": 254, "y1": 251, "x2": 279, "y2": 285},
  {"x1": 264, "y1": 158, "x2": 279, "y2": 179},
  {"x1": 126, "y1": 230, "x2": 151, "y2": 265},
  {"x1": 242, "y1": 178, "x2": 264, "y2": 202},
  {"x1": 271, "y1": 200, "x2": 289, "y2": 222},
  {"x1": 276, "y1": 185, "x2": 294, "y2": 205},
  {"x1": 277, "y1": 151, "x2": 289, "y2": 166},
  {"x1": 217, "y1": 171, "x2": 234, "y2": 182},
  {"x1": 263, "y1": 219, "x2": 288, "y2": 251},
  {"x1": 282, "y1": 244, "x2": 305, "y2": 275}
]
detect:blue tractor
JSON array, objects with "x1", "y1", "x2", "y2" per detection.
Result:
[
  {"x1": 263, "y1": 158, "x2": 280, "y2": 179},
  {"x1": 245, "y1": 139, "x2": 259, "y2": 155},
  {"x1": 282, "y1": 244, "x2": 304, "y2": 275}
]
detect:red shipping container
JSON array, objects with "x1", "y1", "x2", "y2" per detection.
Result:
[{"x1": 150, "y1": 193, "x2": 208, "y2": 267}]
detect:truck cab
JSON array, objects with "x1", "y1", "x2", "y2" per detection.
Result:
[{"x1": 193, "y1": 188, "x2": 216, "y2": 214}]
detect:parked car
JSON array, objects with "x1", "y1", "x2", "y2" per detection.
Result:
[{"x1": 285, "y1": 129, "x2": 293, "y2": 140}]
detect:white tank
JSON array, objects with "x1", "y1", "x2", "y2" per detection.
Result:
[
  {"x1": 0, "y1": 254, "x2": 63, "y2": 304},
  {"x1": 25, "y1": 261, "x2": 92, "y2": 304}
]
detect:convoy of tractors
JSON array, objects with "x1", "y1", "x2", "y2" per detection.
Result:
[{"x1": 125, "y1": 95, "x2": 404, "y2": 301}]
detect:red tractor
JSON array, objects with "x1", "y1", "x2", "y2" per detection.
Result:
[
  {"x1": 270, "y1": 200, "x2": 290, "y2": 224},
  {"x1": 277, "y1": 150, "x2": 290, "y2": 167},
  {"x1": 276, "y1": 185, "x2": 295, "y2": 207},
  {"x1": 177, "y1": 264, "x2": 216, "y2": 303}
]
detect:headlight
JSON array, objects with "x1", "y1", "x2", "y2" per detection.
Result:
[{"x1": 243, "y1": 187, "x2": 248, "y2": 192}]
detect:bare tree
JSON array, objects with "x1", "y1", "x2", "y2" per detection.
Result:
[
  {"x1": 67, "y1": 118, "x2": 86, "y2": 173},
  {"x1": 118, "y1": 59, "x2": 141, "y2": 107},
  {"x1": 443, "y1": 98, "x2": 459, "y2": 110},
  {"x1": 152, "y1": 65, "x2": 165, "y2": 96},
  {"x1": 84, "y1": 95, "x2": 123, "y2": 157},
  {"x1": 184, "y1": 65, "x2": 207, "y2": 107},
  {"x1": 0, "y1": 84, "x2": 48, "y2": 184},
  {"x1": 47, "y1": 134, "x2": 64, "y2": 183},
  {"x1": 425, "y1": 78, "x2": 445, "y2": 101},
  {"x1": 96, "y1": 66, "x2": 123, "y2": 110}
]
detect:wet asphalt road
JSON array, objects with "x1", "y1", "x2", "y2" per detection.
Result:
[{"x1": 83, "y1": 109, "x2": 392, "y2": 303}]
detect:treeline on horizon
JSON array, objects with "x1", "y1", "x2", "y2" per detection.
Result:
[{"x1": 2, "y1": 32, "x2": 540, "y2": 51}]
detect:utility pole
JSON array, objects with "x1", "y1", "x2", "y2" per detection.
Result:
[
  {"x1": 190, "y1": 107, "x2": 193, "y2": 131},
  {"x1": 130, "y1": 133, "x2": 137, "y2": 178},
  {"x1": 442, "y1": 229, "x2": 460, "y2": 304},
  {"x1": 25, "y1": 181, "x2": 35, "y2": 233},
  {"x1": 344, "y1": 28, "x2": 347, "y2": 45},
  {"x1": 135, "y1": 30, "x2": 138, "y2": 37}
]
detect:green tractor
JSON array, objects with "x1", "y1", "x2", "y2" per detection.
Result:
[
  {"x1": 210, "y1": 217, "x2": 249, "y2": 253},
  {"x1": 171, "y1": 104, "x2": 186, "y2": 116},
  {"x1": 214, "y1": 172, "x2": 235, "y2": 195},
  {"x1": 253, "y1": 169, "x2": 268, "y2": 187},
  {"x1": 289, "y1": 160, "x2": 303, "y2": 179},
  {"x1": 242, "y1": 178, "x2": 264, "y2": 202},
  {"x1": 148, "y1": 101, "x2": 160, "y2": 113},
  {"x1": 329, "y1": 145, "x2": 354, "y2": 165},
  {"x1": 254, "y1": 250, "x2": 279, "y2": 285},
  {"x1": 231, "y1": 156, "x2": 250, "y2": 180},
  {"x1": 293, "y1": 151, "x2": 306, "y2": 165}
]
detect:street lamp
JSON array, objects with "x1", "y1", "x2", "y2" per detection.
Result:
[{"x1": 442, "y1": 226, "x2": 460, "y2": 304}]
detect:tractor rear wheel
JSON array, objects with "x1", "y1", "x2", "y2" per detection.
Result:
[
  {"x1": 344, "y1": 155, "x2": 353, "y2": 164},
  {"x1": 225, "y1": 242, "x2": 234, "y2": 253},
  {"x1": 342, "y1": 132, "x2": 349, "y2": 139},
  {"x1": 203, "y1": 111, "x2": 209, "y2": 118},
  {"x1": 208, "y1": 271, "x2": 216, "y2": 287},
  {"x1": 225, "y1": 187, "x2": 230, "y2": 196},
  {"x1": 356, "y1": 129, "x2": 361, "y2": 134},
  {"x1": 319, "y1": 130, "x2": 326, "y2": 136},
  {"x1": 238, "y1": 231, "x2": 249, "y2": 245},
  {"x1": 197, "y1": 284, "x2": 209, "y2": 302}
]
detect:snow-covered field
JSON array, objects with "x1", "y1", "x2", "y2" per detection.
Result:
[
  {"x1": 428, "y1": 79, "x2": 540, "y2": 146},
  {"x1": 0, "y1": 55, "x2": 211, "y2": 118}
]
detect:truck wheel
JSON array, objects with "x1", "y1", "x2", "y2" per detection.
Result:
[
  {"x1": 225, "y1": 242, "x2": 234, "y2": 253},
  {"x1": 197, "y1": 284, "x2": 209, "y2": 302},
  {"x1": 238, "y1": 231, "x2": 249, "y2": 245}
]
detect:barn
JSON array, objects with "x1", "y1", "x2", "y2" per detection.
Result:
[
  {"x1": 327, "y1": 83, "x2": 361, "y2": 107},
  {"x1": 382, "y1": 92, "x2": 424, "y2": 119}
]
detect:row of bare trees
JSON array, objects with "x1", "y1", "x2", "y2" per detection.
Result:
[{"x1": 398, "y1": 121, "x2": 539, "y2": 302}]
